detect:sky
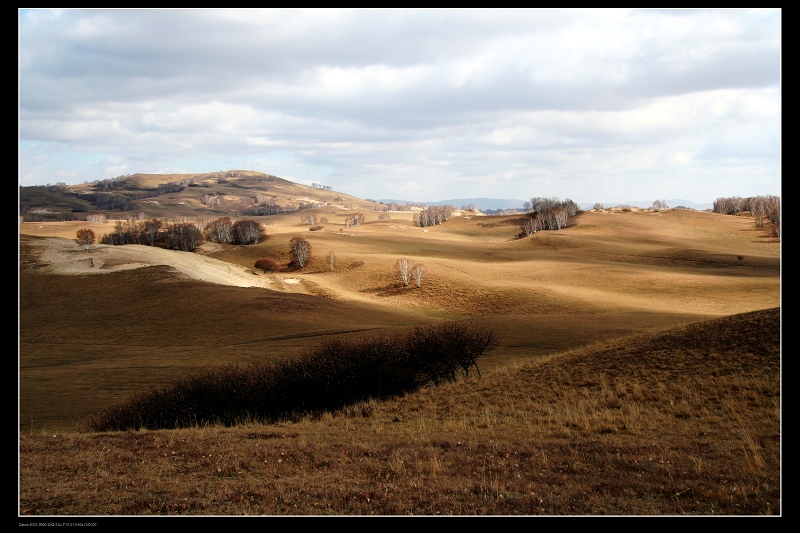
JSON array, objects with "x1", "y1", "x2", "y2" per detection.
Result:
[{"x1": 18, "y1": 8, "x2": 781, "y2": 204}]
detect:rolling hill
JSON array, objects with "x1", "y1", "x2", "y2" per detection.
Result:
[{"x1": 18, "y1": 171, "x2": 780, "y2": 516}]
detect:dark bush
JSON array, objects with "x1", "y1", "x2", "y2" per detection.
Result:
[
  {"x1": 83, "y1": 321, "x2": 497, "y2": 431},
  {"x1": 254, "y1": 258, "x2": 280, "y2": 273}
]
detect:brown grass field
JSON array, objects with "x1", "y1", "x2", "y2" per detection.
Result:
[{"x1": 18, "y1": 190, "x2": 781, "y2": 516}]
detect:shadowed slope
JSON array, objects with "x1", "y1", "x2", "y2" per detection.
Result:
[{"x1": 19, "y1": 308, "x2": 780, "y2": 515}]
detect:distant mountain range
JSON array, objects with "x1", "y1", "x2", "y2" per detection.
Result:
[
  {"x1": 377, "y1": 198, "x2": 527, "y2": 211},
  {"x1": 378, "y1": 198, "x2": 714, "y2": 212}
]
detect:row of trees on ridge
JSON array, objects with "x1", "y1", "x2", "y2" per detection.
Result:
[{"x1": 713, "y1": 195, "x2": 780, "y2": 238}]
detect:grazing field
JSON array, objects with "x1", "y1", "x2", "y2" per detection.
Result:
[{"x1": 18, "y1": 203, "x2": 780, "y2": 515}]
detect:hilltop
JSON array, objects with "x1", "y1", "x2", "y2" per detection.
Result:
[{"x1": 19, "y1": 170, "x2": 383, "y2": 223}]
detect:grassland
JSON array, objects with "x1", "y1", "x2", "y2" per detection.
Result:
[{"x1": 18, "y1": 183, "x2": 780, "y2": 516}]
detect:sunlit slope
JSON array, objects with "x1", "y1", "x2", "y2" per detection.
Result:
[
  {"x1": 19, "y1": 207, "x2": 780, "y2": 433},
  {"x1": 205, "y1": 208, "x2": 779, "y2": 318}
]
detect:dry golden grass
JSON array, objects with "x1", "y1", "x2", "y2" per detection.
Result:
[
  {"x1": 18, "y1": 201, "x2": 780, "y2": 516},
  {"x1": 18, "y1": 308, "x2": 780, "y2": 516}
]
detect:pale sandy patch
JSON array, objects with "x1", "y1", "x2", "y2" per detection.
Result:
[{"x1": 23, "y1": 236, "x2": 276, "y2": 290}]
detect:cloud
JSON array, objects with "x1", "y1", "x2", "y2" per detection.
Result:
[{"x1": 19, "y1": 8, "x2": 781, "y2": 203}]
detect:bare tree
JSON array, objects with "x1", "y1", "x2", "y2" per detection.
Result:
[
  {"x1": 289, "y1": 237, "x2": 312, "y2": 268},
  {"x1": 232, "y1": 219, "x2": 264, "y2": 245},
  {"x1": 414, "y1": 205, "x2": 454, "y2": 227},
  {"x1": 206, "y1": 217, "x2": 234, "y2": 243},
  {"x1": 85, "y1": 213, "x2": 107, "y2": 223},
  {"x1": 345, "y1": 213, "x2": 365, "y2": 227},
  {"x1": 518, "y1": 214, "x2": 542, "y2": 238},
  {"x1": 326, "y1": 251, "x2": 336, "y2": 271},
  {"x1": 163, "y1": 223, "x2": 203, "y2": 252},
  {"x1": 75, "y1": 228, "x2": 95, "y2": 252},
  {"x1": 651, "y1": 199, "x2": 669, "y2": 211},
  {"x1": 396, "y1": 258, "x2": 414, "y2": 286},
  {"x1": 410, "y1": 263, "x2": 427, "y2": 288},
  {"x1": 138, "y1": 218, "x2": 162, "y2": 246}
]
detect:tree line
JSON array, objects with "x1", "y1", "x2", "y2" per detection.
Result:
[
  {"x1": 92, "y1": 216, "x2": 267, "y2": 252},
  {"x1": 713, "y1": 195, "x2": 780, "y2": 239}
]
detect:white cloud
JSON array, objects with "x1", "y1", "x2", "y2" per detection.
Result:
[{"x1": 19, "y1": 8, "x2": 781, "y2": 203}]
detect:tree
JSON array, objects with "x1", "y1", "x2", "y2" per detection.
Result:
[
  {"x1": 289, "y1": 237, "x2": 312, "y2": 268},
  {"x1": 651, "y1": 199, "x2": 668, "y2": 211},
  {"x1": 85, "y1": 213, "x2": 107, "y2": 223},
  {"x1": 75, "y1": 228, "x2": 95, "y2": 252},
  {"x1": 206, "y1": 217, "x2": 234, "y2": 243},
  {"x1": 163, "y1": 223, "x2": 203, "y2": 252},
  {"x1": 232, "y1": 219, "x2": 264, "y2": 245},
  {"x1": 518, "y1": 214, "x2": 542, "y2": 238},
  {"x1": 414, "y1": 205, "x2": 454, "y2": 227},
  {"x1": 100, "y1": 219, "x2": 138, "y2": 246},
  {"x1": 345, "y1": 213, "x2": 365, "y2": 228},
  {"x1": 396, "y1": 258, "x2": 414, "y2": 286},
  {"x1": 410, "y1": 263, "x2": 427, "y2": 288},
  {"x1": 326, "y1": 251, "x2": 336, "y2": 271},
  {"x1": 138, "y1": 218, "x2": 162, "y2": 246}
]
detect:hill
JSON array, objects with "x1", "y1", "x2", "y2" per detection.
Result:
[
  {"x1": 19, "y1": 307, "x2": 780, "y2": 515},
  {"x1": 19, "y1": 170, "x2": 383, "y2": 223},
  {"x1": 18, "y1": 171, "x2": 780, "y2": 515}
]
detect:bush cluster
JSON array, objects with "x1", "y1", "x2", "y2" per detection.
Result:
[
  {"x1": 83, "y1": 321, "x2": 497, "y2": 432},
  {"x1": 100, "y1": 217, "x2": 266, "y2": 250}
]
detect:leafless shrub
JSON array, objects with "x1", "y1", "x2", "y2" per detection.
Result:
[
  {"x1": 396, "y1": 258, "x2": 414, "y2": 286},
  {"x1": 410, "y1": 263, "x2": 427, "y2": 288}
]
